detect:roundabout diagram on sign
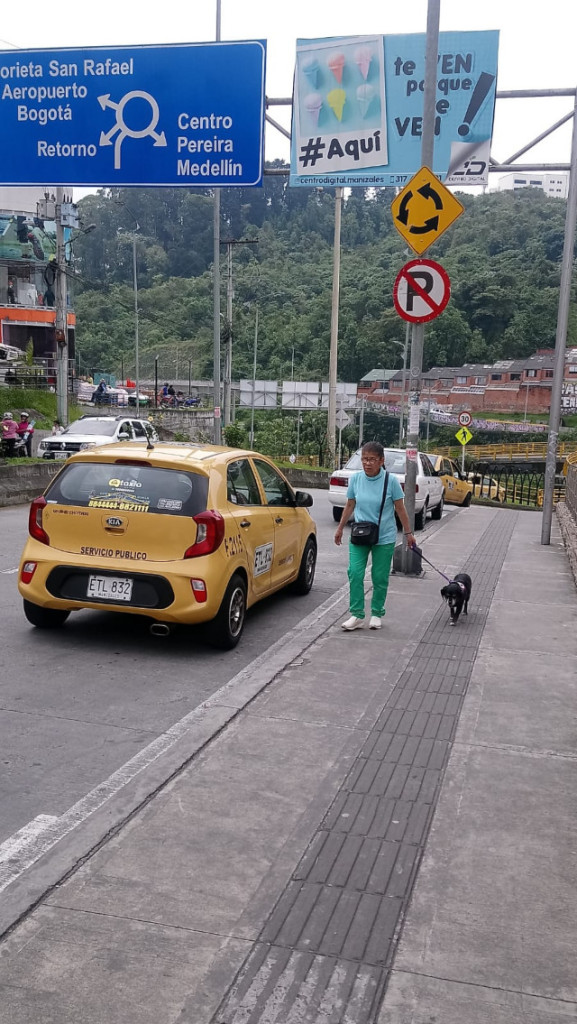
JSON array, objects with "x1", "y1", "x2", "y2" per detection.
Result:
[{"x1": 98, "y1": 90, "x2": 167, "y2": 169}]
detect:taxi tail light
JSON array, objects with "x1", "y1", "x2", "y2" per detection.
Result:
[
  {"x1": 29, "y1": 496, "x2": 49, "y2": 545},
  {"x1": 190, "y1": 579, "x2": 207, "y2": 603},
  {"x1": 330, "y1": 475, "x2": 348, "y2": 487},
  {"x1": 21, "y1": 561, "x2": 37, "y2": 584},
  {"x1": 400, "y1": 482, "x2": 419, "y2": 494},
  {"x1": 184, "y1": 510, "x2": 225, "y2": 558}
]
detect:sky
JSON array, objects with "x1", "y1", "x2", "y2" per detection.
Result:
[{"x1": 0, "y1": 0, "x2": 575, "y2": 197}]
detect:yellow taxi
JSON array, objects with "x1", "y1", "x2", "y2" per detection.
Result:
[
  {"x1": 467, "y1": 472, "x2": 506, "y2": 503},
  {"x1": 429, "y1": 454, "x2": 474, "y2": 507},
  {"x1": 18, "y1": 441, "x2": 317, "y2": 649}
]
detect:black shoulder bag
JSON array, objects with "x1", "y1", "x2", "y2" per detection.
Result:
[{"x1": 350, "y1": 472, "x2": 389, "y2": 546}]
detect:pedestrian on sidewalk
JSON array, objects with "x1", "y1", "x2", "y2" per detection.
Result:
[{"x1": 334, "y1": 441, "x2": 415, "y2": 630}]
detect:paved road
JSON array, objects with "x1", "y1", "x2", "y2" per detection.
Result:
[{"x1": 0, "y1": 489, "x2": 346, "y2": 848}]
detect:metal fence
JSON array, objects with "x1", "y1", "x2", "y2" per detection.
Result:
[
  {"x1": 469, "y1": 462, "x2": 566, "y2": 508},
  {"x1": 565, "y1": 454, "x2": 577, "y2": 521}
]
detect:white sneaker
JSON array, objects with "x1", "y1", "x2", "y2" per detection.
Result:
[
  {"x1": 369, "y1": 616, "x2": 382, "y2": 629},
  {"x1": 341, "y1": 616, "x2": 364, "y2": 631}
]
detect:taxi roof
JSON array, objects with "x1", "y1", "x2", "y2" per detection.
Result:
[{"x1": 67, "y1": 440, "x2": 263, "y2": 471}]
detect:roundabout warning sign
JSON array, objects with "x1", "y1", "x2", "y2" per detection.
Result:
[{"x1": 393, "y1": 258, "x2": 451, "y2": 324}]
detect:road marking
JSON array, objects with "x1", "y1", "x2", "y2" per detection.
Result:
[
  {"x1": 0, "y1": 816, "x2": 58, "y2": 865},
  {"x1": 0, "y1": 568, "x2": 18, "y2": 574},
  {"x1": 0, "y1": 584, "x2": 349, "y2": 896}
]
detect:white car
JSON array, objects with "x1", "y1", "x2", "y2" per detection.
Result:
[
  {"x1": 38, "y1": 415, "x2": 159, "y2": 461},
  {"x1": 328, "y1": 447, "x2": 445, "y2": 530}
]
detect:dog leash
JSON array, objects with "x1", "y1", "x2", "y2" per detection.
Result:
[{"x1": 410, "y1": 543, "x2": 453, "y2": 584}]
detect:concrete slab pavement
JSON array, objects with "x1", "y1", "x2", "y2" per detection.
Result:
[{"x1": 1, "y1": 505, "x2": 576, "y2": 1024}]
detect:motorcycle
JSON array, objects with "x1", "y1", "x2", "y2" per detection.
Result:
[{"x1": 0, "y1": 419, "x2": 35, "y2": 458}]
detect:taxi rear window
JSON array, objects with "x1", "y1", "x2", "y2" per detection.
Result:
[{"x1": 45, "y1": 462, "x2": 208, "y2": 517}]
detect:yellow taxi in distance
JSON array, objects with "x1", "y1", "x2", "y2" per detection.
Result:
[
  {"x1": 429, "y1": 454, "x2": 474, "y2": 507},
  {"x1": 18, "y1": 441, "x2": 317, "y2": 649}
]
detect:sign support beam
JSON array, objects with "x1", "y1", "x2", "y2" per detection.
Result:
[
  {"x1": 541, "y1": 87, "x2": 577, "y2": 544},
  {"x1": 402, "y1": 0, "x2": 440, "y2": 573}
]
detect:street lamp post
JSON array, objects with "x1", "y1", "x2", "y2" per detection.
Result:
[
  {"x1": 115, "y1": 201, "x2": 140, "y2": 415},
  {"x1": 131, "y1": 231, "x2": 140, "y2": 415},
  {"x1": 250, "y1": 305, "x2": 258, "y2": 448}
]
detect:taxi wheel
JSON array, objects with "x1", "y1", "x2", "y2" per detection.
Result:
[
  {"x1": 461, "y1": 492, "x2": 472, "y2": 507},
  {"x1": 23, "y1": 599, "x2": 70, "y2": 629},
  {"x1": 291, "y1": 538, "x2": 317, "y2": 595},
  {"x1": 209, "y1": 573, "x2": 247, "y2": 650}
]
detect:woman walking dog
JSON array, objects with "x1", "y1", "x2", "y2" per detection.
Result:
[{"x1": 334, "y1": 441, "x2": 415, "y2": 630}]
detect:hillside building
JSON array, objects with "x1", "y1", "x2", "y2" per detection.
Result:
[
  {"x1": 496, "y1": 173, "x2": 568, "y2": 199},
  {"x1": 359, "y1": 350, "x2": 577, "y2": 417}
]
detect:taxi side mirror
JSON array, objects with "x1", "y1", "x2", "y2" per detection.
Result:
[{"x1": 294, "y1": 490, "x2": 313, "y2": 508}]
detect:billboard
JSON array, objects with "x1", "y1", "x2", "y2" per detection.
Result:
[
  {"x1": 0, "y1": 41, "x2": 266, "y2": 187},
  {"x1": 290, "y1": 31, "x2": 499, "y2": 188}
]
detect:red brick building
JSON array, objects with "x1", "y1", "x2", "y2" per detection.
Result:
[{"x1": 358, "y1": 350, "x2": 577, "y2": 416}]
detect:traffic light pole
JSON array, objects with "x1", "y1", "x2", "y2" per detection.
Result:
[{"x1": 401, "y1": 0, "x2": 440, "y2": 573}]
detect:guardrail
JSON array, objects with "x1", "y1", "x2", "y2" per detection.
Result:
[{"x1": 432, "y1": 441, "x2": 577, "y2": 461}]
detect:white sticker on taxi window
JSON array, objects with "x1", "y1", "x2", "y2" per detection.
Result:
[
  {"x1": 254, "y1": 542, "x2": 273, "y2": 577},
  {"x1": 157, "y1": 498, "x2": 182, "y2": 510}
]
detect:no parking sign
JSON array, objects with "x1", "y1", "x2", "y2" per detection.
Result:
[{"x1": 393, "y1": 258, "x2": 451, "y2": 324}]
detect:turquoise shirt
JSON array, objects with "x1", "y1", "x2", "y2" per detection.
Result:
[{"x1": 347, "y1": 468, "x2": 403, "y2": 545}]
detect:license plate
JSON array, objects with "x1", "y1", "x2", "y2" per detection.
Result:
[
  {"x1": 53, "y1": 451, "x2": 68, "y2": 460},
  {"x1": 87, "y1": 575, "x2": 133, "y2": 602}
]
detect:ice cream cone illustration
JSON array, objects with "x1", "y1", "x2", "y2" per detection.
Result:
[
  {"x1": 302, "y1": 58, "x2": 320, "y2": 89},
  {"x1": 356, "y1": 84, "x2": 375, "y2": 118},
  {"x1": 305, "y1": 92, "x2": 323, "y2": 126},
  {"x1": 327, "y1": 88, "x2": 346, "y2": 122},
  {"x1": 355, "y1": 46, "x2": 372, "y2": 80},
  {"x1": 328, "y1": 52, "x2": 345, "y2": 84}
]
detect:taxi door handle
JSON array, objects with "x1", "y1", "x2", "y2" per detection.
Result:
[
  {"x1": 275, "y1": 516, "x2": 284, "y2": 524},
  {"x1": 239, "y1": 519, "x2": 251, "y2": 528}
]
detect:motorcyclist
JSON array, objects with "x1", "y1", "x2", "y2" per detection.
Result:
[
  {"x1": 1, "y1": 411, "x2": 19, "y2": 456},
  {"x1": 16, "y1": 411, "x2": 34, "y2": 456},
  {"x1": 92, "y1": 379, "x2": 107, "y2": 406}
]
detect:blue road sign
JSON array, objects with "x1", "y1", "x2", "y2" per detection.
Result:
[{"x1": 0, "y1": 41, "x2": 266, "y2": 187}]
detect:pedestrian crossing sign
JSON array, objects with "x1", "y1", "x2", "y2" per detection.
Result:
[{"x1": 455, "y1": 426, "x2": 473, "y2": 445}]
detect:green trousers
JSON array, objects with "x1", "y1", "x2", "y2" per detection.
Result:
[{"x1": 347, "y1": 542, "x2": 396, "y2": 619}]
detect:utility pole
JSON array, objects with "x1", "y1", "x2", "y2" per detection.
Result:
[
  {"x1": 221, "y1": 237, "x2": 258, "y2": 426},
  {"x1": 402, "y1": 0, "x2": 440, "y2": 572},
  {"x1": 55, "y1": 186, "x2": 68, "y2": 426}
]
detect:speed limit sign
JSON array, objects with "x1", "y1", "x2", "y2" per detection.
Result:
[{"x1": 458, "y1": 411, "x2": 472, "y2": 427}]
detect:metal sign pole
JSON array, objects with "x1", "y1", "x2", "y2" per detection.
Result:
[
  {"x1": 327, "y1": 187, "x2": 343, "y2": 468},
  {"x1": 212, "y1": 0, "x2": 222, "y2": 444},
  {"x1": 541, "y1": 88, "x2": 577, "y2": 545},
  {"x1": 402, "y1": 0, "x2": 440, "y2": 572}
]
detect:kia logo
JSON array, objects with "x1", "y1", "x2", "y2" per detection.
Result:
[{"x1": 106, "y1": 516, "x2": 124, "y2": 528}]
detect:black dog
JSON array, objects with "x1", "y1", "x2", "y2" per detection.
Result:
[{"x1": 441, "y1": 573, "x2": 472, "y2": 625}]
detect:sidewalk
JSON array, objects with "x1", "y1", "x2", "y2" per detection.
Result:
[{"x1": 1, "y1": 506, "x2": 576, "y2": 1023}]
